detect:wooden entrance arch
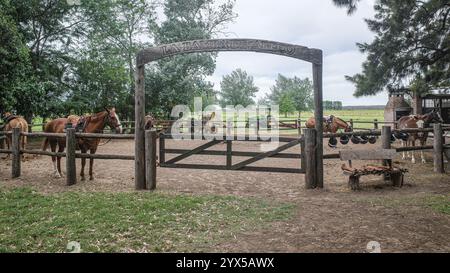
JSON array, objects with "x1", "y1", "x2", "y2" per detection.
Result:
[{"x1": 134, "y1": 39, "x2": 323, "y2": 190}]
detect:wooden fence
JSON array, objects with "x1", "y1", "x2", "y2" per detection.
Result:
[
  {"x1": 1, "y1": 125, "x2": 448, "y2": 191},
  {"x1": 0, "y1": 128, "x2": 139, "y2": 187}
]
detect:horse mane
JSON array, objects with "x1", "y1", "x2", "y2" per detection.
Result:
[
  {"x1": 88, "y1": 110, "x2": 108, "y2": 121},
  {"x1": 334, "y1": 116, "x2": 349, "y2": 127}
]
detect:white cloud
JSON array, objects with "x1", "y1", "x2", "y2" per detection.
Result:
[{"x1": 207, "y1": 0, "x2": 385, "y2": 106}]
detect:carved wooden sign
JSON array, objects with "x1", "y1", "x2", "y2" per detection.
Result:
[{"x1": 137, "y1": 39, "x2": 322, "y2": 66}]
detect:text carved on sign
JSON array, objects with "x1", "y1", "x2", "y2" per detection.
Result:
[{"x1": 160, "y1": 40, "x2": 297, "y2": 57}]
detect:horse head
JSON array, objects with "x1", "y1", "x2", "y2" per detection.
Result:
[
  {"x1": 145, "y1": 114, "x2": 156, "y2": 130},
  {"x1": 202, "y1": 111, "x2": 217, "y2": 134},
  {"x1": 421, "y1": 110, "x2": 443, "y2": 124},
  {"x1": 104, "y1": 107, "x2": 122, "y2": 134}
]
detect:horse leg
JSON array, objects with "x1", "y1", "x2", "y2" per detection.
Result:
[
  {"x1": 50, "y1": 141, "x2": 61, "y2": 178},
  {"x1": 406, "y1": 140, "x2": 411, "y2": 158},
  {"x1": 80, "y1": 147, "x2": 87, "y2": 181},
  {"x1": 411, "y1": 139, "x2": 416, "y2": 164},
  {"x1": 402, "y1": 141, "x2": 406, "y2": 160},
  {"x1": 89, "y1": 147, "x2": 97, "y2": 181},
  {"x1": 57, "y1": 143, "x2": 65, "y2": 177},
  {"x1": 420, "y1": 139, "x2": 426, "y2": 163}
]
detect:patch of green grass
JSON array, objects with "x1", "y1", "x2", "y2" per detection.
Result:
[
  {"x1": 0, "y1": 187, "x2": 294, "y2": 253},
  {"x1": 354, "y1": 194, "x2": 450, "y2": 215},
  {"x1": 423, "y1": 195, "x2": 450, "y2": 214}
]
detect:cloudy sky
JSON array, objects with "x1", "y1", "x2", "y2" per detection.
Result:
[{"x1": 206, "y1": 0, "x2": 388, "y2": 106}]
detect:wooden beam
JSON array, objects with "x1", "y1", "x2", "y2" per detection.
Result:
[
  {"x1": 231, "y1": 139, "x2": 301, "y2": 170},
  {"x1": 135, "y1": 65, "x2": 146, "y2": 190},
  {"x1": 382, "y1": 126, "x2": 392, "y2": 180},
  {"x1": 304, "y1": 128, "x2": 317, "y2": 189},
  {"x1": 226, "y1": 140, "x2": 232, "y2": 169},
  {"x1": 165, "y1": 140, "x2": 221, "y2": 164},
  {"x1": 66, "y1": 128, "x2": 77, "y2": 186},
  {"x1": 339, "y1": 149, "x2": 397, "y2": 161},
  {"x1": 11, "y1": 128, "x2": 21, "y2": 178},
  {"x1": 145, "y1": 130, "x2": 158, "y2": 190},
  {"x1": 313, "y1": 62, "x2": 323, "y2": 188},
  {"x1": 434, "y1": 123, "x2": 444, "y2": 173}
]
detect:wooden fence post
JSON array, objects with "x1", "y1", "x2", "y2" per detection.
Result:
[
  {"x1": 433, "y1": 123, "x2": 444, "y2": 173},
  {"x1": 145, "y1": 129, "x2": 158, "y2": 190},
  {"x1": 11, "y1": 127, "x2": 21, "y2": 178},
  {"x1": 374, "y1": 119, "x2": 379, "y2": 130},
  {"x1": 226, "y1": 140, "x2": 232, "y2": 169},
  {"x1": 304, "y1": 128, "x2": 317, "y2": 189},
  {"x1": 382, "y1": 126, "x2": 392, "y2": 180},
  {"x1": 159, "y1": 133, "x2": 166, "y2": 165},
  {"x1": 191, "y1": 118, "x2": 195, "y2": 139},
  {"x1": 66, "y1": 128, "x2": 77, "y2": 186},
  {"x1": 256, "y1": 117, "x2": 260, "y2": 136},
  {"x1": 135, "y1": 65, "x2": 146, "y2": 191},
  {"x1": 297, "y1": 119, "x2": 302, "y2": 135},
  {"x1": 300, "y1": 134, "x2": 306, "y2": 171}
]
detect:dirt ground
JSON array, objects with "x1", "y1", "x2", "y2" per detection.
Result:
[{"x1": 1, "y1": 137, "x2": 449, "y2": 253}]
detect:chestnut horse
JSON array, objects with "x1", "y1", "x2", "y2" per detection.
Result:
[
  {"x1": 43, "y1": 108, "x2": 122, "y2": 179},
  {"x1": 2, "y1": 112, "x2": 28, "y2": 159},
  {"x1": 305, "y1": 115, "x2": 353, "y2": 133},
  {"x1": 397, "y1": 110, "x2": 443, "y2": 164}
]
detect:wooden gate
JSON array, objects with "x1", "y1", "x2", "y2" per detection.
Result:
[{"x1": 159, "y1": 134, "x2": 305, "y2": 174}]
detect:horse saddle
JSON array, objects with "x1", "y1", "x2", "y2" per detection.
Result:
[
  {"x1": 3, "y1": 115, "x2": 18, "y2": 124},
  {"x1": 323, "y1": 115, "x2": 334, "y2": 128}
]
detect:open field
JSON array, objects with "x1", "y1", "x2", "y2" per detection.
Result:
[{"x1": 1, "y1": 138, "x2": 449, "y2": 252}]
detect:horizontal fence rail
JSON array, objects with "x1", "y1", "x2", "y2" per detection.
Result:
[{"x1": 1, "y1": 123, "x2": 448, "y2": 189}]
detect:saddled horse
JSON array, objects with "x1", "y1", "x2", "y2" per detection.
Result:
[
  {"x1": 305, "y1": 115, "x2": 353, "y2": 133},
  {"x1": 397, "y1": 110, "x2": 443, "y2": 164},
  {"x1": 2, "y1": 112, "x2": 28, "y2": 159},
  {"x1": 43, "y1": 108, "x2": 122, "y2": 180}
]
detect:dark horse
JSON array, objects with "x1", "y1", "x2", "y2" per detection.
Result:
[
  {"x1": 43, "y1": 108, "x2": 122, "y2": 180},
  {"x1": 397, "y1": 110, "x2": 443, "y2": 163}
]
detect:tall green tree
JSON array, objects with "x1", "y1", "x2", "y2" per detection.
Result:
[
  {"x1": 0, "y1": 1, "x2": 31, "y2": 114},
  {"x1": 146, "y1": 0, "x2": 236, "y2": 117},
  {"x1": 219, "y1": 69, "x2": 258, "y2": 107},
  {"x1": 83, "y1": 0, "x2": 157, "y2": 118},
  {"x1": 334, "y1": 0, "x2": 450, "y2": 96},
  {"x1": 1, "y1": 0, "x2": 88, "y2": 121},
  {"x1": 267, "y1": 74, "x2": 313, "y2": 117}
]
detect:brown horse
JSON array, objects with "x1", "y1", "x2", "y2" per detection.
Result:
[
  {"x1": 2, "y1": 112, "x2": 28, "y2": 159},
  {"x1": 43, "y1": 108, "x2": 122, "y2": 179},
  {"x1": 397, "y1": 110, "x2": 443, "y2": 164},
  {"x1": 144, "y1": 115, "x2": 156, "y2": 130},
  {"x1": 305, "y1": 115, "x2": 353, "y2": 133}
]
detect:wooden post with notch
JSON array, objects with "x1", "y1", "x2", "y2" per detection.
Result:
[
  {"x1": 304, "y1": 128, "x2": 317, "y2": 189},
  {"x1": 382, "y1": 126, "x2": 392, "y2": 180},
  {"x1": 145, "y1": 129, "x2": 158, "y2": 190},
  {"x1": 374, "y1": 119, "x2": 378, "y2": 130},
  {"x1": 11, "y1": 127, "x2": 21, "y2": 178},
  {"x1": 433, "y1": 123, "x2": 444, "y2": 173},
  {"x1": 66, "y1": 127, "x2": 77, "y2": 186}
]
